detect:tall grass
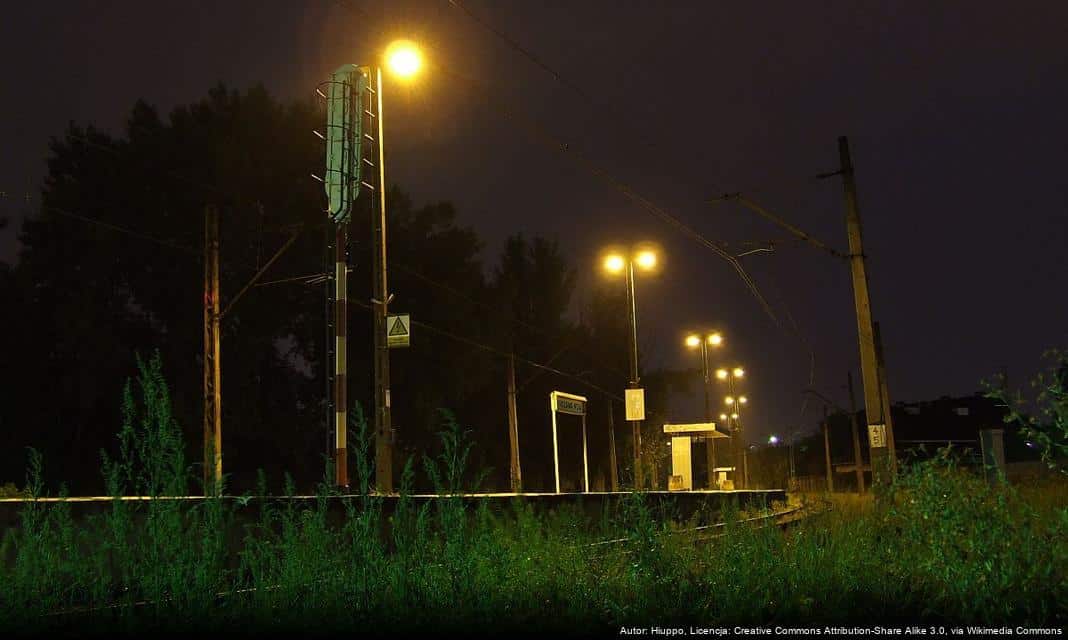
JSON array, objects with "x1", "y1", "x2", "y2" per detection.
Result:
[{"x1": 1, "y1": 356, "x2": 1065, "y2": 633}]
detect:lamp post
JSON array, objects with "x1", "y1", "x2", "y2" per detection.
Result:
[
  {"x1": 685, "y1": 331, "x2": 724, "y2": 488},
  {"x1": 603, "y1": 245, "x2": 659, "y2": 489},
  {"x1": 327, "y1": 40, "x2": 422, "y2": 492},
  {"x1": 716, "y1": 366, "x2": 748, "y2": 488}
]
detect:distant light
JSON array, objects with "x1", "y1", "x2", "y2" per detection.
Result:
[
  {"x1": 716, "y1": 369, "x2": 728, "y2": 380},
  {"x1": 385, "y1": 39, "x2": 422, "y2": 78},
  {"x1": 733, "y1": 367, "x2": 745, "y2": 378},
  {"x1": 685, "y1": 334, "x2": 701, "y2": 349},
  {"x1": 603, "y1": 254, "x2": 625, "y2": 274},
  {"x1": 731, "y1": 413, "x2": 739, "y2": 419},
  {"x1": 719, "y1": 413, "x2": 728, "y2": 421},
  {"x1": 739, "y1": 395, "x2": 748, "y2": 405},
  {"x1": 1025, "y1": 441, "x2": 1035, "y2": 449},
  {"x1": 725, "y1": 396, "x2": 735, "y2": 405},
  {"x1": 635, "y1": 250, "x2": 657, "y2": 271},
  {"x1": 768, "y1": 435, "x2": 779, "y2": 445},
  {"x1": 708, "y1": 333, "x2": 723, "y2": 346}
]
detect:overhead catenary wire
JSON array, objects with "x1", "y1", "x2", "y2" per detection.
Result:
[
  {"x1": 345, "y1": 294, "x2": 622, "y2": 401},
  {"x1": 435, "y1": 63, "x2": 782, "y2": 327}
]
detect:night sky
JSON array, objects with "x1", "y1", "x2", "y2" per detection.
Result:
[{"x1": 2, "y1": 1, "x2": 1066, "y2": 444}]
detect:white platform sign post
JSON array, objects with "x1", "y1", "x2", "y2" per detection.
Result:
[{"x1": 550, "y1": 391, "x2": 588, "y2": 494}]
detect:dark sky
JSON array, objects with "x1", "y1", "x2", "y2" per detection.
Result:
[{"x1": 2, "y1": 0, "x2": 1066, "y2": 444}]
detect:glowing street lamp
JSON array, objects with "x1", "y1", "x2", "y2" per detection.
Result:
[
  {"x1": 715, "y1": 364, "x2": 749, "y2": 488},
  {"x1": 339, "y1": 39, "x2": 425, "y2": 492},
  {"x1": 601, "y1": 244, "x2": 661, "y2": 489},
  {"x1": 684, "y1": 329, "x2": 725, "y2": 488},
  {"x1": 768, "y1": 435, "x2": 780, "y2": 445},
  {"x1": 385, "y1": 39, "x2": 422, "y2": 78}
]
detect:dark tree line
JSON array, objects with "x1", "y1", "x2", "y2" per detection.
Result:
[{"x1": 0, "y1": 85, "x2": 687, "y2": 495}]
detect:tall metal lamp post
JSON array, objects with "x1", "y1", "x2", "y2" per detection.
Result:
[
  {"x1": 684, "y1": 331, "x2": 724, "y2": 487},
  {"x1": 602, "y1": 245, "x2": 659, "y2": 489}
]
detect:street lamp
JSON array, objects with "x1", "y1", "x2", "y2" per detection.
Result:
[
  {"x1": 684, "y1": 330, "x2": 724, "y2": 488},
  {"x1": 602, "y1": 244, "x2": 660, "y2": 489},
  {"x1": 715, "y1": 365, "x2": 749, "y2": 488},
  {"x1": 362, "y1": 40, "x2": 425, "y2": 492},
  {"x1": 385, "y1": 40, "x2": 422, "y2": 78}
]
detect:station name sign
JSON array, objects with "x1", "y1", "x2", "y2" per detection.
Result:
[{"x1": 551, "y1": 391, "x2": 587, "y2": 416}]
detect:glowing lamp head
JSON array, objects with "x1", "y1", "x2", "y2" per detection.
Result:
[
  {"x1": 634, "y1": 250, "x2": 657, "y2": 271},
  {"x1": 685, "y1": 334, "x2": 701, "y2": 349},
  {"x1": 719, "y1": 413, "x2": 728, "y2": 421},
  {"x1": 725, "y1": 396, "x2": 735, "y2": 406},
  {"x1": 768, "y1": 435, "x2": 779, "y2": 445},
  {"x1": 733, "y1": 367, "x2": 745, "y2": 378},
  {"x1": 716, "y1": 368, "x2": 728, "y2": 380},
  {"x1": 385, "y1": 39, "x2": 422, "y2": 78},
  {"x1": 731, "y1": 413, "x2": 739, "y2": 420},
  {"x1": 739, "y1": 396, "x2": 748, "y2": 405},
  {"x1": 603, "y1": 254, "x2": 625, "y2": 274},
  {"x1": 708, "y1": 333, "x2": 723, "y2": 346}
]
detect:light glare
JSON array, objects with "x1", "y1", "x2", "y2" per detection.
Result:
[
  {"x1": 685, "y1": 334, "x2": 701, "y2": 348},
  {"x1": 733, "y1": 367, "x2": 745, "y2": 378},
  {"x1": 708, "y1": 333, "x2": 723, "y2": 346},
  {"x1": 603, "y1": 254, "x2": 625, "y2": 274},
  {"x1": 385, "y1": 40, "x2": 422, "y2": 78},
  {"x1": 635, "y1": 250, "x2": 657, "y2": 270}
]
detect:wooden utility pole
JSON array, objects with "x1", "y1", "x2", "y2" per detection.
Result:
[
  {"x1": 507, "y1": 352, "x2": 522, "y2": 493},
  {"x1": 847, "y1": 372, "x2": 866, "y2": 494},
  {"x1": 822, "y1": 405, "x2": 834, "y2": 493},
  {"x1": 839, "y1": 136, "x2": 894, "y2": 489},
  {"x1": 607, "y1": 401, "x2": 619, "y2": 492},
  {"x1": 203, "y1": 205, "x2": 222, "y2": 495}
]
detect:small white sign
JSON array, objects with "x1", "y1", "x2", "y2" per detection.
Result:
[
  {"x1": 625, "y1": 388, "x2": 645, "y2": 421},
  {"x1": 387, "y1": 314, "x2": 410, "y2": 348},
  {"x1": 868, "y1": 423, "x2": 887, "y2": 448}
]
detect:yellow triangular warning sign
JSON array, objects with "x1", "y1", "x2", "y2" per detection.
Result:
[{"x1": 388, "y1": 315, "x2": 409, "y2": 336}]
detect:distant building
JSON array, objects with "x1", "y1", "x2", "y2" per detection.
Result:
[{"x1": 762, "y1": 392, "x2": 1042, "y2": 491}]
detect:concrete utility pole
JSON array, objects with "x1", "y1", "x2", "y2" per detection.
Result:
[
  {"x1": 203, "y1": 205, "x2": 222, "y2": 494},
  {"x1": 371, "y1": 67, "x2": 394, "y2": 493},
  {"x1": 607, "y1": 401, "x2": 619, "y2": 491},
  {"x1": 873, "y1": 321, "x2": 898, "y2": 473},
  {"x1": 839, "y1": 136, "x2": 894, "y2": 490},
  {"x1": 507, "y1": 352, "x2": 522, "y2": 492},
  {"x1": 847, "y1": 371, "x2": 866, "y2": 494}
]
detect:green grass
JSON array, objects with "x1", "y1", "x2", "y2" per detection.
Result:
[{"x1": 1, "y1": 355, "x2": 1065, "y2": 633}]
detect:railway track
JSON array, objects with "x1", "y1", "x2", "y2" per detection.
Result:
[{"x1": 36, "y1": 495, "x2": 824, "y2": 620}]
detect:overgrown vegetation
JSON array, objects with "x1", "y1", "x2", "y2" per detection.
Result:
[
  {"x1": 985, "y1": 349, "x2": 1068, "y2": 475},
  {"x1": 1, "y1": 356, "x2": 1064, "y2": 633}
]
